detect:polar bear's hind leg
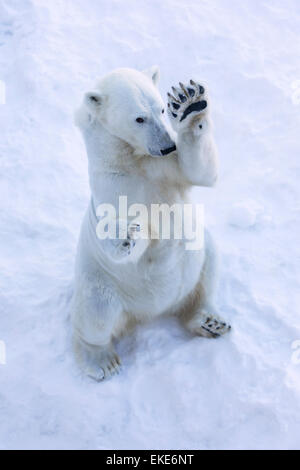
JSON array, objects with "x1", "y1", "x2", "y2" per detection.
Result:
[
  {"x1": 181, "y1": 230, "x2": 231, "y2": 339},
  {"x1": 73, "y1": 337, "x2": 121, "y2": 381},
  {"x1": 72, "y1": 277, "x2": 124, "y2": 381}
]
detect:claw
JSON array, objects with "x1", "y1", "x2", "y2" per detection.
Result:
[
  {"x1": 167, "y1": 92, "x2": 180, "y2": 103},
  {"x1": 172, "y1": 86, "x2": 187, "y2": 103},
  {"x1": 190, "y1": 80, "x2": 205, "y2": 96},
  {"x1": 189, "y1": 80, "x2": 199, "y2": 98},
  {"x1": 179, "y1": 82, "x2": 189, "y2": 98},
  {"x1": 201, "y1": 325, "x2": 221, "y2": 338},
  {"x1": 171, "y1": 85, "x2": 187, "y2": 103}
]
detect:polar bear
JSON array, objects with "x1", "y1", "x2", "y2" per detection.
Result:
[{"x1": 73, "y1": 66, "x2": 231, "y2": 381}]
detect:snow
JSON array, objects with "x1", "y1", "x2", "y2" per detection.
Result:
[
  {"x1": 0, "y1": 0, "x2": 300, "y2": 450},
  {"x1": 228, "y1": 200, "x2": 264, "y2": 228}
]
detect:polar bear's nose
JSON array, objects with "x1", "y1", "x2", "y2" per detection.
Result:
[{"x1": 160, "y1": 144, "x2": 176, "y2": 156}]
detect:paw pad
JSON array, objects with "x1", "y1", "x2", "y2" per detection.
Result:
[{"x1": 187, "y1": 87, "x2": 195, "y2": 97}]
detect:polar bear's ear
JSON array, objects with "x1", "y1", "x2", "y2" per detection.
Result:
[
  {"x1": 84, "y1": 91, "x2": 103, "y2": 112},
  {"x1": 143, "y1": 65, "x2": 160, "y2": 86}
]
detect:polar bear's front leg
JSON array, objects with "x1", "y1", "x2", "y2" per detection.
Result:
[{"x1": 167, "y1": 81, "x2": 218, "y2": 187}]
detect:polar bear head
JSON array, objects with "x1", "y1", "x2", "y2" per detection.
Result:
[{"x1": 78, "y1": 67, "x2": 176, "y2": 157}]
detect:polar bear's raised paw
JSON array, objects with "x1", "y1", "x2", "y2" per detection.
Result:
[{"x1": 167, "y1": 80, "x2": 208, "y2": 131}]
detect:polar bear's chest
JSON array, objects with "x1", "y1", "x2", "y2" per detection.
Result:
[{"x1": 115, "y1": 240, "x2": 204, "y2": 317}]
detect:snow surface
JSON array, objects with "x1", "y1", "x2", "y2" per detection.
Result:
[{"x1": 0, "y1": 0, "x2": 300, "y2": 450}]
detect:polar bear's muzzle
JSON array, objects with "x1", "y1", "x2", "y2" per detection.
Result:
[
  {"x1": 149, "y1": 141, "x2": 176, "y2": 157},
  {"x1": 147, "y1": 120, "x2": 176, "y2": 157}
]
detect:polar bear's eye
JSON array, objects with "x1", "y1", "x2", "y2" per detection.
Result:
[{"x1": 136, "y1": 117, "x2": 145, "y2": 123}]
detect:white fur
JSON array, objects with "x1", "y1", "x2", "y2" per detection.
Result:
[{"x1": 72, "y1": 67, "x2": 229, "y2": 381}]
